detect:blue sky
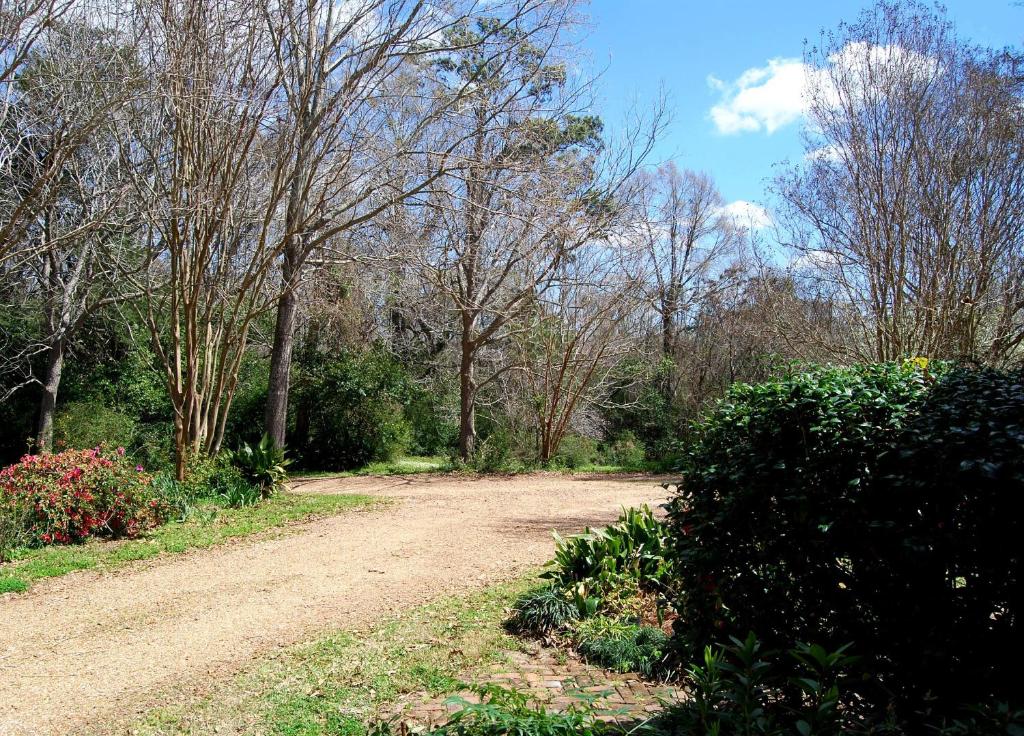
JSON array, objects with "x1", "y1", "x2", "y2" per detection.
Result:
[{"x1": 582, "y1": 0, "x2": 1024, "y2": 218}]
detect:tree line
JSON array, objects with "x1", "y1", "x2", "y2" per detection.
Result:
[{"x1": 1, "y1": 0, "x2": 1021, "y2": 474}]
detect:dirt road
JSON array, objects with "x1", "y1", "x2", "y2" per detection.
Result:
[{"x1": 0, "y1": 473, "x2": 667, "y2": 736}]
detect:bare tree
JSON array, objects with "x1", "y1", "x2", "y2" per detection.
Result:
[
  {"x1": 0, "y1": 0, "x2": 124, "y2": 265},
  {"x1": 0, "y1": 15, "x2": 141, "y2": 448},
  {"x1": 512, "y1": 242, "x2": 641, "y2": 462},
  {"x1": 259, "y1": 0, "x2": 567, "y2": 448},
  {"x1": 633, "y1": 163, "x2": 740, "y2": 358},
  {"x1": 389, "y1": 5, "x2": 661, "y2": 459},
  {"x1": 260, "y1": 0, "x2": 436, "y2": 448},
  {"x1": 775, "y1": 0, "x2": 1024, "y2": 364}
]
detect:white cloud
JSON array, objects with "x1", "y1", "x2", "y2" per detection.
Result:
[
  {"x1": 708, "y1": 43, "x2": 940, "y2": 136},
  {"x1": 708, "y1": 58, "x2": 808, "y2": 135},
  {"x1": 717, "y1": 200, "x2": 772, "y2": 230}
]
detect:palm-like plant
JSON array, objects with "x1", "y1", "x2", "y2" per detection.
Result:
[{"x1": 227, "y1": 435, "x2": 291, "y2": 497}]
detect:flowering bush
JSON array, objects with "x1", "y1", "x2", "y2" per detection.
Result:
[{"x1": 0, "y1": 446, "x2": 167, "y2": 546}]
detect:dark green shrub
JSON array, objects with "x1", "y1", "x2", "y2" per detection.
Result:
[
  {"x1": 506, "y1": 585, "x2": 580, "y2": 635},
  {"x1": 854, "y1": 367, "x2": 1024, "y2": 707},
  {"x1": 659, "y1": 633, "x2": 859, "y2": 736},
  {"x1": 469, "y1": 429, "x2": 516, "y2": 473},
  {"x1": 220, "y1": 356, "x2": 269, "y2": 448},
  {"x1": 931, "y1": 703, "x2": 1024, "y2": 736},
  {"x1": 667, "y1": 363, "x2": 1024, "y2": 720},
  {"x1": 53, "y1": 401, "x2": 138, "y2": 451},
  {"x1": 405, "y1": 385, "x2": 458, "y2": 456},
  {"x1": 600, "y1": 431, "x2": 646, "y2": 468},
  {"x1": 293, "y1": 350, "x2": 412, "y2": 470},
  {"x1": 602, "y1": 357, "x2": 681, "y2": 460},
  {"x1": 551, "y1": 435, "x2": 598, "y2": 469},
  {"x1": 657, "y1": 633, "x2": 1024, "y2": 736}
]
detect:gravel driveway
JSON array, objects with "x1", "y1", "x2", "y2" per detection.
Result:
[{"x1": 0, "y1": 473, "x2": 667, "y2": 736}]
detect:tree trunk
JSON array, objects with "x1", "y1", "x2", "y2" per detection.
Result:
[
  {"x1": 35, "y1": 337, "x2": 65, "y2": 453},
  {"x1": 661, "y1": 309, "x2": 675, "y2": 357},
  {"x1": 458, "y1": 337, "x2": 477, "y2": 461},
  {"x1": 173, "y1": 413, "x2": 188, "y2": 482},
  {"x1": 265, "y1": 249, "x2": 299, "y2": 448}
]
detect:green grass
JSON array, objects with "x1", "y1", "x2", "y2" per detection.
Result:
[
  {"x1": 292, "y1": 455, "x2": 451, "y2": 479},
  {"x1": 563, "y1": 462, "x2": 665, "y2": 474},
  {"x1": 0, "y1": 492, "x2": 378, "y2": 594},
  {"x1": 291, "y1": 455, "x2": 666, "y2": 480},
  {"x1": 131, "y1": 575, "x2": 538, "y2": 735}
]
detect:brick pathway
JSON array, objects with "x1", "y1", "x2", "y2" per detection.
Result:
[{"x1": 390, "y1": 644, "x2": 685, "y2": 729}]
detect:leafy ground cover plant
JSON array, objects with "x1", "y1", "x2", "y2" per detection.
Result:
[
  {"x1": 658, "y1": 633, "x2": 859, "y2": 736},
  {"x1": 656, "y1": 633, "x2": 1024, "y2": 736},
  {"x1": 371, "y1": 683, "x2": 615, "y2": 736},
  {"x1": 572, "y1": 616, "x2": 670, "y2": 678},
  {"x1": 226, "y1": 434, "x2": 290, "y2": 496},
  {"x1": 0, "y1": 446, "x2": 166, "y2": 546},
  {"x1": 542, "y1": 504, "x2": 672, "y2": 608},
  {"x1": 0, "y1": 493, "x2": 31, "y2": 562},
  {"x1": 507, "y1": 506, "x2": 676, "y2": 681},
  {"x1": 507, "y1": 585, "x2": 581, "y2": 636}
]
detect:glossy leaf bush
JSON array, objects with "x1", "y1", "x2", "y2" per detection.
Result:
[{"x1": 666, "y1": 363, "x2": 1024, "y2": 720}]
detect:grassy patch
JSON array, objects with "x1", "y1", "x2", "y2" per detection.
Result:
[
  {"x1": 292, "y1": 455, "x2": 451, "y2": 479},
  {"x1": 565, "y1": 462, "x2": 663, "y2": 474},
  {"x1": 290, "y1": 454, "x2": 667, "y2": 480},
  {"x1": 0, "y1": 493, "x2": 378, "y2": 594},
  {"x1": 131, "y1": 576, "x2": 537, "y2": 736}
]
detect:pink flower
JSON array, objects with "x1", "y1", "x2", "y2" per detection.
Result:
[
  {"x1": 116, "y1": 447, "x2": 126, "y2": 456},
  {"x1": 136, "y1": 465, "x2": 144, "y2": 472}
]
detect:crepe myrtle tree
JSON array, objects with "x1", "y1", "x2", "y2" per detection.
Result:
[{"x1": 512, "y1": 241, "x2": 645, "y2": 463}]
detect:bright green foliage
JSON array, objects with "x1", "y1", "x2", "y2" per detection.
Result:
[
  {"x1": 550, "y1": 435, "x2": 599, "y2": 469},
  {"x1": 599, "y1": 431, "x2": 646, "y2": 469},
  {"x1": 53, "y1": 402, "x2": 138, "y2": 452},
  {"x1": 542, "y1": 505, "x2": 672, "y2": 606},
  {"x1": 218, "y1": 476, "x2": 263, "y2": 508},
  {"x1": 227, "y1": 434, "x2": 290, "y2": 497},
  {"x1": 572, "y1": 617, "x2": 670, "y2": 678},
  {"x1": 506, "y1": 585, "x2": 580, "y2": 635},
  {"x1": 0, "y1": 492, "x2": 31, "y2": 563},
  {"x1": 666, "y1": 363, "x2": 1024, "y2": 723},
  {"x1": 667, "y1": 363, "x2": 932, "y2": 657}
]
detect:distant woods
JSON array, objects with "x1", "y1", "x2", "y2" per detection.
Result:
[{"x1": 1, "y1": 0, "x2": 1021, "y2": 472}]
